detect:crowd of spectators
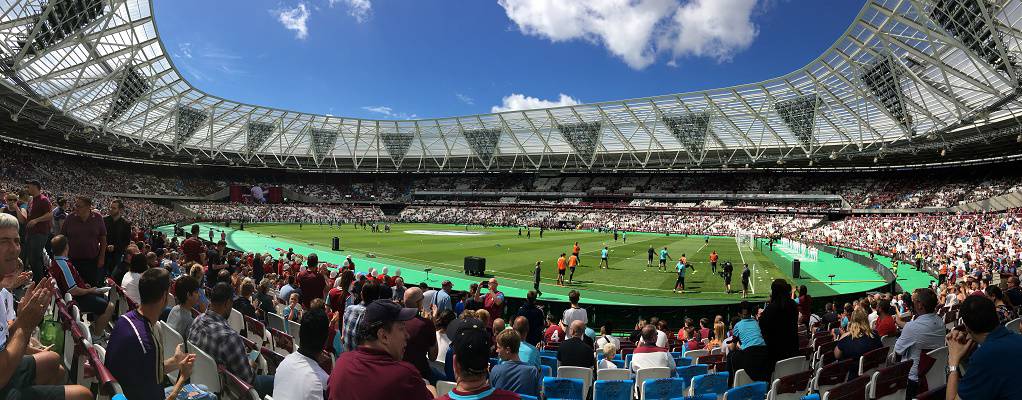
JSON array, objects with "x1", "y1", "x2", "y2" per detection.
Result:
[
  {"x1": 800, "y1": 211, "x2": 1022, "y2": 282},
  {"x1": 7, "y1": 143, "x2": 1022, "y2": 211},
  {"x1": 1, "y1": 195, "x2": 1022, "y2": 398},
  {"x1": 6, "y1": 144, "x2": 1022, "y2": 398},
  {"x1": 399, "y1": 206, "x2": 821, "y2": 237},
  {"x1": 181, "y1": 202, "x2": 384, "y2": 223}
]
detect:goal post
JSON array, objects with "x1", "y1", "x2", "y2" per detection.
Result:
[{"x1": 735, "y1": 230, "x2": 755, "y2": 251}]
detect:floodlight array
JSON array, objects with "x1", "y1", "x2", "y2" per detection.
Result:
[
  {"x1": 244, "y1": 121, "x2": 275, "y2": 157},
  {"x1": 103, "y1": 65, "x2": 149, "y2": 124},
  {"x1": 860, "y1": 55, "x2": 914, "y2": 133},
  {"x1": 462, "y1": 128, "x2": 502, "y2": 166},
  {"x1": 381, "y1": 131, "x2": 414, "y2": 162},
  {"x1": 774, "y1": 95, "x2": 819, "y2": 148},
  {"x1": 18, "y1": 0, "x2": 105, "y2": 56},
  {"x1": 172, "y1": 105, "x2": 206, "y2": 149},
  {"x1": 557, "y1": 121, "x2": 602, "y2": 162},
  {"x1": 929, "y1": 0, "x2": 1015, "y2": 74},
  {"x1": 662, "y1": 112, "x2": 711, "y2": 155},
  {"x1": 310, "y1": 128, "x2": 338, "y2": 163}
]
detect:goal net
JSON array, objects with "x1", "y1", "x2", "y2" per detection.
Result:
[
  {"x1": 778, "y1": 237, "x2": 819, "y2": 262},
  {"x1": 735, "y1": 230, "x2": 755, "y2": 251}
]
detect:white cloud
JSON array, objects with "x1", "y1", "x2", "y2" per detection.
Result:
[
  {"x1": 497, "y1": 0, "x2": 760, "y2": 69},
  {"x1": 668, "y1": 0, "x2": 759, "y2": 62},
  {"x1": 178, "y1": 42, "x2": 193, "y2": 59},
  {"x1": 362, "y1": 105, "x2": 417, "y2": 119},
  {"x1": 275, "y1": 3, "x2": 311, "y2": 40},
  {"x1": 455, "y1": 93, "x2": 475, "y2": 105},
  {"x1": 330, "y1": 0, "x2": 372, "y2": 23},
  {"x1": 491, "y1": 93, "x2": 580, "y2": 113}
]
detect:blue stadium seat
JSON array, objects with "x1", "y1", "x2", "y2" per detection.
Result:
[
  {"x1": 625, "y1": 353, "x2": 634, "y2": 369},
  {"x1": 611, "y1": 359, "x2": 625, "y2": 369},
  {"x1": 593, "y1": 379, "x2": 633, "y2": 400},
  {"x1": 541, "y1": 356, "x2": 558, "y2": 372},
  {"x1": 640, "y1": 377, "x2": 686, "y2": 399},
  {"x1": 676, "y1": 364, "x2": 709, "y2": 388},
  {"x1": 597, "y1": 352, "x2": 624, "y2": 361},
  {"x1": 674, "y1": 356, "x2": 693, "y2": 367},
  {"x1": 519, "y1": 395, "x2": 538, "y2": 400},
  {"x1": 540, "y1": 350, "x2": 557, "y2": 359},
  {"x1": 691, "y1": 372, "x2": 730, "y2": 397},
  {"x1": 543, "y1": 377, "x2": 584, "y2": 400},
  {"x1": 541, "y1": 365, "x2": 553, "y2": 377},
  {"x1": 723, "y1": 381, "x2": 768, "y2": 400}
]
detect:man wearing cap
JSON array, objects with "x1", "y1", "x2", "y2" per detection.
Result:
[
  {"x1": 438, "y1": 322, "x2": 519, "y2": 400},
  {"x1": 23, "y1": 180, "x2": 52, "y2": 282},
  {"x1": 328, "y1": 299, "x2": 436, "y2": 400}
]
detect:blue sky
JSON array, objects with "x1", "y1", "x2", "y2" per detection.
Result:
[{"x1": 152, "y1": 0, "x2": 864, "y2": 120}]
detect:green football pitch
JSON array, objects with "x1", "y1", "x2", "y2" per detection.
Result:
[
  {"x1": 161, "y1": 222, "x2": 914, "y2": 306},
  {"x1": 231, "y1": 222, "x2": 787, "y2": 305}
]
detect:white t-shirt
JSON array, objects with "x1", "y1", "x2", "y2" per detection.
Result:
[
  {"x1": 598, "y1": 358, "x2": 618, "y2": 370},
  {"x1": 272, "y1": 351, "x2": 329, "y2": 400},
  {"x1": 638, "y1": 330, "x2": 668, "y2": 348},
  {"x1": 630, "y1": 349, "x2": 676, "y2": 372},
  {"x1": 0, "y1": 289, "x2": 14, "y2": 349},
  {"x1": 562, "y1": 306, "x2": 588, "y2": 327},
  {"x1": 422, "y1": 290, "x2": 437, "y2": 312},
  {"x1": 596, "y1": 334, "x2": 620, "y2": 351},
  {"x1": 436, "y1": 331, "x2": 451, "y2": 362},
  {"x1": 121, "y1": 272, "x2": 142, "y2": 305}
]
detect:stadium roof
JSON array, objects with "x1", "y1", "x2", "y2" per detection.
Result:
[{"x1": 1, "y1": 0, "x2": 1022, "y2": 171}]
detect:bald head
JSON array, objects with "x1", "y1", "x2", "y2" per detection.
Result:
[
  {"x1": 403, "y1": 287, "x2": 423, "y2": 308},
  {"x1": 570, "y1": 320, "x2": 586, "y2": 338},
  {"x1": 513, "y1": 316, "x2": 529, "y2": 337},
  {"x1": 641, "y1": 324, "x2": 657, "y2": 344},
  {"x1": 493, "y1": 318, "x2": 505, "y2": 333}
]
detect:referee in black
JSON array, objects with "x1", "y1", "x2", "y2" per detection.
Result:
[
  {"x1": 533, "y1": 261, "x2": 542, "y2": 296},
  {"x1": 723, "y1": 260, "x2": 734, "y2": 294},
  {"x1": 646, "y1": 245, "x2": 655, "y2": 269}
]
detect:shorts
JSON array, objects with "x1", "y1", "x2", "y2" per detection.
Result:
[
  {"x1": 558, "y1": 269, "x2": 565, "y2": 276},
  {"x1": 676, "y1": 276, "x2": 685, "y2": 286},
  {"x1": 742, "y1": 281, "x2": 750, "y2": 290},
  {"x1": 724, "y1": 276, "x2": 732, "y2": 285},
  {"x1": 0, "y1": 356, "x2": 66, "y2": 400},
  {"x1": 711, "y1": 262, "x2": 717, "y2": 268},
  {"x1": 74, "y1": 293, "x2": 109, "y2": 315}
]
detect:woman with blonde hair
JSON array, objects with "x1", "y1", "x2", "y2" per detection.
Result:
[
  {"x1": 707, "y1": 321, "x2": 727, "y2": 349},
  {"x1": 834, "y1": 309, "x2": 881, "y2": 378}
]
